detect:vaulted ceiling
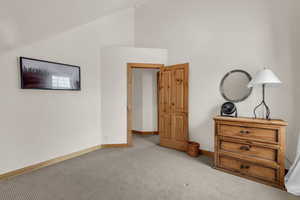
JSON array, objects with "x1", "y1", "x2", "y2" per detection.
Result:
[{"x1": 0, "y1": 0, "x2": 146, "y2": 53}]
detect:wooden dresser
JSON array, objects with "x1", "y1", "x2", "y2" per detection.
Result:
[{"x1": 214, "y1": 116, "x2": 287, "y2": 189}]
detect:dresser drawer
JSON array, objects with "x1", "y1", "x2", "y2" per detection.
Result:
[
  {"x1": 219, "y1": 156, "x2": 277, "y2": 182},
  {"x1": 220, "y1": 140, "x2": 277, "y2": 161},
  {"x1": 219, "y1": 124, "x2": 278, "y2": 144}
]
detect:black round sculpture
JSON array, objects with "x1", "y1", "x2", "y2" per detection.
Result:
[{"x1": 221, "y1": 102, "x2": 237, "y2": 117}]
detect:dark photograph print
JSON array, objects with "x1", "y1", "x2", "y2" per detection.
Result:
[{"x1": 20, "y1": 57, "x2": 81, "y2": 90}]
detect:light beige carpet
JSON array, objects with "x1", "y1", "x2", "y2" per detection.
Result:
[{"x1": 0, "y1": 135, "x2": 298, "y2": 200}]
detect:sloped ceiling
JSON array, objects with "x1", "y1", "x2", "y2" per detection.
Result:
[{"x1": 0, "y1": 0, "x2": 146, "y2": 53}]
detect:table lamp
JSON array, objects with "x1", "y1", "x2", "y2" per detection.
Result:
[{"x1": 247, "y1": 68, "x2": 282, "y2": 119}]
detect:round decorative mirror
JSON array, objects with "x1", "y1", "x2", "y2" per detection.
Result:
[{"x1": 220, "y1": 69, "x2": 252, "y2": 103}]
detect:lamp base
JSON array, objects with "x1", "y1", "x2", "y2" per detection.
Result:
[
  {"x1": 253, "y1": 103, "x2": 271, "y2": 120},
  {"x1": 253, "y1": 84, "x2": 271, "y2": 120}
]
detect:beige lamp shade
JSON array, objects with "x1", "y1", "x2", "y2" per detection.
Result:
[{"x1": 248, "y1": 69, "x2": 281, "y2": 88}]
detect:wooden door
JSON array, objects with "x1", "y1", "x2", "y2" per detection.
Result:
[{"x1": 159, "y1": 63, "x2": 189, "y2": 151}]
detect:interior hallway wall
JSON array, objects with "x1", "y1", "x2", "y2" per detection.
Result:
[
  {"x1": 133, "y1": 70, "x2": 144, "y2": 131},
  {"x1": 142, "y1": 69, "x2": 158, "y2": 131},
  {"x1": 135, "y1": 0, "x2": 298, "y2": 163},
  {"x1": 132, "y1": 69, "x2": 158, "y2": 132}
]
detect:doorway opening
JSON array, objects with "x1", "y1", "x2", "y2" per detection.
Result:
[
  {"x1": 127, "y1": 63, "x2": 164, "y2": 146},
  {"x1": 128, "y1": 63, "x2": 189, "y2": 151}
]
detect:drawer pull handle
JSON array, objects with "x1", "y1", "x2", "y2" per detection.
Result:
[
  {"x1": 240, "y1": 145, "x2": 251, "y2": 151},
  {"x1": 240, "y1": 164, "x2": 250, "y2": 169},
  {"x1": 240, "y1": 130, "x2": 250, "y2": 134}
]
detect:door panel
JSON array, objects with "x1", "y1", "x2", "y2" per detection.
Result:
[
  {"x1": 161, "y1": 70, "x2": 172, "y2": 113},
  {"x1": 173, "y1": 113, "x2": 188, "y2": 141},
  {"x1": 159, "y1": 114, "x2": 171, "y2": 139},
  {"x1": 159, "y1": 63, "x2": 189, "y2": 151},
  {"x1": 172, "y1": 69, "x2": 185, "y2": 112},
  {"x1": 159, "y1": 71, "x2": 167, "y2": 113}
]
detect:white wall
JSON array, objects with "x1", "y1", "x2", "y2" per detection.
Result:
[
  {"x1": 100, "y1": 47, "x2": 167, "y2": 144},
  {"x1": 132, "y1": 70, "x2": 143, "y2": 130},
  {"x1": 132, "y1": 69, "x2": 158, "y2": 131},
  {"x1": 135, "y1": 0, "x2": 298, "y2": 162},
  {"x1": 290, "y1": 0, "x2": 300, "y2": 164},
  {"x1": 142, "y1": 70, "x2": 158, "y2": 131},
  {"x1": 0, "y1": 8, "x2": 134, "y2": 174}
]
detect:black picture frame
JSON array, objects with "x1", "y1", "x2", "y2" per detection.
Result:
[{"x1": 20, "y1": 57, "x2": 81, "y2": 91}]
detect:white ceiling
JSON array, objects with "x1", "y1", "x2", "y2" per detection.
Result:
[{"x1": 0, "y1": 0, "x2": 146, "y2": 53}]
